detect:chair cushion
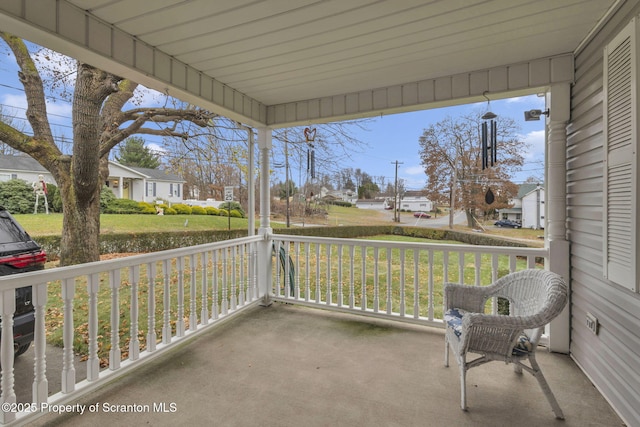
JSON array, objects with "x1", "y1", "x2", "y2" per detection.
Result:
[
  {"x1": 512, "y1": 333, "x2": 533, "y2": 356},
  {"x1": 445, "y1": 308, "x2": 532, "y2": 356},
  {"x1": 444, "y1": 307, "x2": 468, "y2": 338}
]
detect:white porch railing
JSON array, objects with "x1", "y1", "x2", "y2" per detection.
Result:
[
  {"x1": 0, "y1": 233, "x2": 548, "y2": 425},
  {"x1": 0, "y1": 236, "x2": 261, "y2": 425},
  {"x1": 271, "y1": 235, "x2": 548, "y2": 328}
]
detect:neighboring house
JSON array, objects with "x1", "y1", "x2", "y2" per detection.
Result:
[
  {"x1": 498, "y1": 183, "x2": 545, "y2": 229},
  {"x1": 400, "y1": 191, "x2": 433, "y2": 212},
  {"x1": 106, "y1": 163, "x2": 184, "y2": 204},
  {"x1": 0, "y1": 155, "x2": 49, "y2": 186},
  {"x1": 318, "y1": 187, "x2": 357, "y2": 204},
  {"x1": 0, "y1": 155, "x2": 184, "y2": 204},
  {"x1": 355, "y1": 198, "x2": 387, "y2": 210}
]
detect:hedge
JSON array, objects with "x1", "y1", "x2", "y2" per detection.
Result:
[{"x1": 35, "y1": 225, "x2": 531, "y2": 261}]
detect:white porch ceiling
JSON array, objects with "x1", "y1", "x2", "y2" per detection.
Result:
[{"x1": 0, "y1": 0, "x2": 620, "y2": 127}]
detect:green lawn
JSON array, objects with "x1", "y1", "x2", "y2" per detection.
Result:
[{"x1": 15, "y1": 213, "x2": 259, "y2": 236}]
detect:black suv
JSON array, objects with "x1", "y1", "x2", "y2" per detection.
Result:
[{"x1": 0, "y1": 207, "x2": 46, "y2": 356}]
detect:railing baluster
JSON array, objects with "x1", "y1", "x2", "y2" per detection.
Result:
[
  {"x1": 399, "y1": 248, "x2": 405, "y2": 317},
  {"x1": 413, "y1": 249, "x2": 420, "y2": 319},
  {"x1": 189, "y1": 254, "x2": 197, "y2": 331},
  {"x1": 361, "y1": 246, "x2": 367, "y2": 311},
  {"x1": 373, "y1": 247, "x2": 379, "y2": 313},
  {"x1": 349, "y1": 245, "x2": 355, "y2": 309},
  {"x1": 162, "y1": 259, "x2": 171, "y2": 344},
  {"x1": 428, "y1": 250, "x2": 434, "y2": 320},
  {"x1": 325, "y1": 244, "x2": 332, "y2": 305},
  {"x1": 61, "y1": 278, "x2": 75, "y2": 392},
  {"x1": 201, "y1": 253, "x2": 209, "y2": 325},
  {"x1": 458, "y1": 251, "x2": 465, "y2": 285},
  {"x1": 0, "y1": 288, "x2": 16, "y2": 424},
  {"x1": 239, "y1": 244, "x2": 246, "y2": 306},
  {"x1": 109, "y1": 270, "x2": 121, "y2": 370},
  {"x1": 147, "y1": 262, "x2": 157, "y2": 352},
  {"x1": 221, "y1": 249, "x2": 228, "y2": 315},
  {"x1": 386, "y1": 248, "x2": 392, "y2": 315},
  {"x1": 32, "y1": 282, "x2": 48, "y2": 404},
  {"x1": 474, "y1": 252, "x2": 482, "y2": 286},
  {"x1": 231, "y1": 246, "x2": 237, "y2": 310},
  {"x1": 443, "y1": 251, "x2": 449, "y2": 283},
  {"x1": 211, "y1": 250, "x2": 219, "y2": 320},
  {"x1": 305, "y1": 242, "x2": 311, "y2": 302},
  {"x1": 176, "y1": 257, "x2": 185, "y2": 337},
  {"x1": 510, "y1": 254, "x2": 517, "y2": 272},
  {"x1": 294, "y1": 241, "x2": 300, "y2": 300},
  {"x1": 337, "y1": 244, "x2": 343, "y2": 307},
  {"x1": 129, "y1": 266, "x2": 140, "y2": 360},
  {"x1": 315, "y1": 243, "x2": 321, "y2": 303},
  {"x1": 87, "y1": 273, "x2": 100, "y2": 381}
]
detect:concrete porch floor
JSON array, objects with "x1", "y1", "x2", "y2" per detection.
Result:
[{"x1": 32, "y1": 302, "x2": 624, "y2": 427}]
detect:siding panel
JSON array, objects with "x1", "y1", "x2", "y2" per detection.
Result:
[{"x1": 569, "y1": 2, "x2": 640, "y2": 425}]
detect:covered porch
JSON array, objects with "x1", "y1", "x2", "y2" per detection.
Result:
[
  {"x1": 29, "y1": 302, "x2": 622, "y2": 426},
  {"x1": 0, "y1": 0, "x2": 638, "y2": 425}
]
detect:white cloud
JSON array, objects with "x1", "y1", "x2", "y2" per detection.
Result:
[
  {"x1": 404, "y1": 165, "x2": 424, "y2": 175},
  {"x1": 1, "y1": 93, "x2": 27, "y2": 112},
  {"x1": 146, "y1": 142, "x2": 166, "y2": 155},
  {"x1": 521, "y1": 129, "x2": 545, "y2": 160}
]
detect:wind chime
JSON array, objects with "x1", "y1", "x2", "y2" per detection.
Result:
[
  {"x1": 304, "y1": 127, "x2": 316, "y2": 179},
  {"x1": 481, "y1": 93, "x2": 497, "y2": 205}
]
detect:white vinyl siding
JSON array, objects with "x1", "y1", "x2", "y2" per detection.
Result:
[
  {"x1": 602, "y1": 17, "x2": 639, "y2": 291},
  {"x1": 568, "y1": 4, "x2": 640, "y2": 425}
]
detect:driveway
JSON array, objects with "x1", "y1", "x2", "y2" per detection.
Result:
[{"x1": 13, "y1": 343, "x2": 87, "y2": 403}]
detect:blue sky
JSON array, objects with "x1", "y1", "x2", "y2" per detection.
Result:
[
  {"x1": 336, "y1": 95, "x2": 547, "y2": 191},
  {"x1": 0, "y1": 44, "x2": 546, "y2": 192}
]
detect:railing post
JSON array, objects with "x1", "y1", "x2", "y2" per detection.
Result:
[{"x1": 257, "y1": 127, "x2": 273, "y2": 305}]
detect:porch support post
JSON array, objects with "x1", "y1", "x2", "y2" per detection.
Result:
[
  {"x1": 247, "y1": 127, "x2": 255, "y2": 236},
  {"x1": 117, "y1": 177, "x2": 123, "y2": 199},
  {"x1": 257, "y1": 127, "x2": 273, "y2": 305},
  {"x1": 545, "y1": 83, "x2": 570, "y2": 353}
]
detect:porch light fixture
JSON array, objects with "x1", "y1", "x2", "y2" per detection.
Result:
[{"x1": 524, "y1": 109, "x2": 549, "y2": 121}]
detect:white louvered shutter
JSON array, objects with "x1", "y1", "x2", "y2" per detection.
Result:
[{"x1": 603, "y1": 17, "x2": 639, "y2": 291}]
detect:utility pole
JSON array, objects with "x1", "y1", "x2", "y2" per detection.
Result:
[{"x1": 391, "y1": 160, "x2": 403, "y2": 222}]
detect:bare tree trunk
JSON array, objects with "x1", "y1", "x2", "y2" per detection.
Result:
[{"x1": 449, "y1": 171, "x2": 457, "y2": 229}]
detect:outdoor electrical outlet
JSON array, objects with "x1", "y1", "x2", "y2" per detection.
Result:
[{"x1": 586, "y1": 312, "x2": 599, "y2": 335}]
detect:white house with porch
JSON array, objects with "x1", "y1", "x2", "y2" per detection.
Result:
[
  {"x1": 0, "y1": 1, "x2": 638, "y2": 426},
  {"x1": 0, "y1": 155, "x2": 184, "y2": 203}
]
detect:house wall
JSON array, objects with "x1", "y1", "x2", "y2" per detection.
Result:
[
  {"x1": 0, "y1": 171, "x2": 48, "y2": 185},
  {"x1": 568, "y1": 2, "x2": 640, "y2": 425},
  {"x1": 521, "y1": 188, "x2": 544, "y2": 229}
]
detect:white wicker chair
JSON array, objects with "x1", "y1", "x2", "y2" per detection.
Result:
[{"x1": 444, "y1": 269, "x2": 568, "y2": 419}]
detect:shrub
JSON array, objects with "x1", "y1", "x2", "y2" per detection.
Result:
[
  {"x1": 104, "y1": 198, "x2": 142, "y2": 214},
  {"x1": 218, "y1": 209, "x2": 229, "y2": 216},
  {"x1": 230, "y1": 209, "x2": 243, "y2": 218},
  {"x1": 100, "y1": 185, "x2": 117, "y2": 213},
  {"x1": 191, "y1": 206, "x2": 207, "y2": 215},
  {"x1": 205, "y1": 206, "x2": 219, "y2": 215},
  {"x1": 219, "y1": 201, "x2": 245, "y2": 217},
  {"x1": 47, "y1": 183, "x2": 62, "y2": 213},
  {"x1": 137, "y1": 202, "x2": 157, "y2": 215},
  {"x1": 0, "y1": 179, "x2": 37, "y2": 213},
  {"x1": 164, "y1": 207, "x2": 177, "y2": 215},
  {"x1": 171, "y1": 203, "x2": 192, "y2": 215}
]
